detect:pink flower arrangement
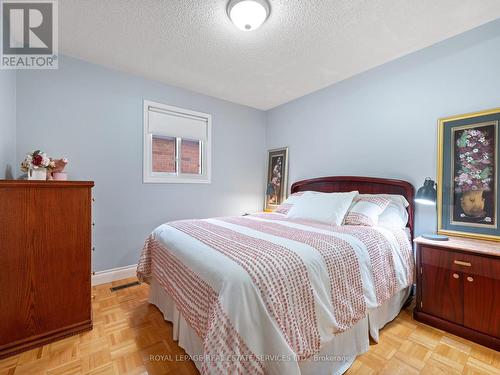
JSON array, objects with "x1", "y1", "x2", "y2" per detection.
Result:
[
  {"x1": 20, "y1": 150, "x2": 55, "y2": 173},
  {"x1": 454, "y1": 128, "x2": 493, "y2": 193}
]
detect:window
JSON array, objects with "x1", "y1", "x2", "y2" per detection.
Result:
[{"x1": 143, "y1": 100, "x2": 211, "y2": 183}]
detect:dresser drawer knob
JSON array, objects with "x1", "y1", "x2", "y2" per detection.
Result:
[
  {"x1": 467, "y1": 276, "x2": 474, "y2": 282},
  {"x1": 452, "y1": 273, "x2": 460, "y2": 279},
  {"x1": 454, "y1": 260, "x2": 471, "y2": 267}
]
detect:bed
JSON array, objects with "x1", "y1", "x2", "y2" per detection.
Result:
[{"x1": 137, "y1": 176, "x2": 415, "y2": 375}]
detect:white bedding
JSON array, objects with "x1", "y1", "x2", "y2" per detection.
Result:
[{"x1": 137, "y1": 213, "x2": 414, "y2": 374}]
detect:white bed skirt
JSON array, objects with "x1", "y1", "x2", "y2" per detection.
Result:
[{"x1": 149, "y1": 278, "x2": 411, "y2": 375}]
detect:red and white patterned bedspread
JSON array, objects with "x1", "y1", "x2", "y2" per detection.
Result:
[{"x1": 137, "y1": 213, "x2": 413, "y2": 375}]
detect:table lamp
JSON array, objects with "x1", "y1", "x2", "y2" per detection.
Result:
[{"x1": 415, "y1": 177, "x2": 449, "y2": 241}]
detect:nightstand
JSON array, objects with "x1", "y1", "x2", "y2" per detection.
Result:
[{"x1": 414, "y1": 236, "x2": 500, "y2": 350}]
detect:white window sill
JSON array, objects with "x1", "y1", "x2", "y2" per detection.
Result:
[{"x1": 143, "y1": 176, "x2": 211, "y2": 184}]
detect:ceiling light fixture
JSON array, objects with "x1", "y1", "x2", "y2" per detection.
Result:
[{"x1": 227, "y1": 0, "x2": 270, "y2": 31}]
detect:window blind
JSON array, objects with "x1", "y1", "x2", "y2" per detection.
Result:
[{"x1": 148, "y1": 106, "x2": 208, "y2": 141}]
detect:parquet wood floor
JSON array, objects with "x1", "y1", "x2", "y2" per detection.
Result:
[{"x1": 1, "y1": 278, "x2": 498, "y2": 375}]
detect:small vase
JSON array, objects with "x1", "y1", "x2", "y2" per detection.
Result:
[
  {"x1": 52, "y1": 172, "x2": 68, "y2": 181},
  {"x1": 28, "y1": 167, "x2": 47, "y2": 180}
]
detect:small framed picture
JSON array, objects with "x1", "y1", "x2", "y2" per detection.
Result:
[
  {"x1": 437, "y1": 108, "x2": 499, "y2": 241},
  {"x1": 264, "y1": 147, "x2": 289, "y2": 211}
]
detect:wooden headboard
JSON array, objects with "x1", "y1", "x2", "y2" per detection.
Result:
[{"x1": 291, "y1": 176, "x2": 415, "y2": 239}]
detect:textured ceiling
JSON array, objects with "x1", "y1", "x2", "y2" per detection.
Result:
[{"x1": 60, "y1": 1, "x2": 500, "y2": 110}]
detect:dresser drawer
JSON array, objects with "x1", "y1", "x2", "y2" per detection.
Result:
[{"x1": 421, "y1": 246, "x2": 500, "y2": 280}]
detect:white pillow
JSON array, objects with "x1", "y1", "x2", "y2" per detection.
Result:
[
  {"x1": 273, "y1": 192, "x2": 304, "y2": 214},
  {"x1": 344, "y1": 196, "x2": 391, "y2": 226},
  {"x1": 356, "y1": 194, "x2": 409, "y2": 228},
  {"x1": 359, "y1": 194, "x2": 409, "y2": 208},
  {"x1": 286, "y1": 191, "x2": 358, "y2": 225},
  {"x1": 378, "y1": 200, "x2": 409, "y2": 228}
]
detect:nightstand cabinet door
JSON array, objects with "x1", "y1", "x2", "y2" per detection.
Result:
[
  {"x1": 463, "y1": 274, "x2": 500, "y2": 337},
  {"x1": 421, "y1": 263, "x2": 463, "y2": 324}
]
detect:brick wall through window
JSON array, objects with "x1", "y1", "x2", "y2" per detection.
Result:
[
  {"x1": 181, "y1": 139, "x2": 200, "y2": 174},
  {"x1": 152, "y1": 136, "x2": 175, "y2": 173},
  {"x1": 152, "y1": 137, "x2": 200, "y2": 174}
]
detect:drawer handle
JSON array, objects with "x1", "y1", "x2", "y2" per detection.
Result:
[
  {"x1": 467, "y1": 276, "x2": 474, "y2": 282},
  {"x1": 454, "y1": 260, "x2": 471, "y2": 267},
  {"x1": 452, "y1": 273, "x2": 460, "y2": 279}
]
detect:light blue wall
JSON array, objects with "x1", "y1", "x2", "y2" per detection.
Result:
[
  {"x1": 16, "y1": 56, "x2": 266, "y2": 271},
  {"x1": 266, "y1": 19, "x2": 500, "y2": 237},
  {"x1": 14, "y1": 19, "x2": 500, "y2": 270},
  {"x1": 0, "y1": 70, "x2": 16, "y2": 179}
]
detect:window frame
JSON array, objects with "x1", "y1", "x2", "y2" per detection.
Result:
[{"x1": 143, "y1": 100, "x2": 212, "y2": 184}]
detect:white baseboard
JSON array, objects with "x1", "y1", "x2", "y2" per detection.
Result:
[{"x1": 92, "y1": 264, "x2": 137, "y2": 286}]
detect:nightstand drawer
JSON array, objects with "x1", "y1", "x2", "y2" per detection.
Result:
[{"x1": 421, "y1": 246, "x2": 500, "y2": 280}]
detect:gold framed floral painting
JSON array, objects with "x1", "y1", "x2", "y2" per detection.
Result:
[
  {"x1": 264, "y1": 147, "x2": 289, "y2": 212},
  {"x1": 437, "y1": 108, "x2": 500, "y2": 241}
]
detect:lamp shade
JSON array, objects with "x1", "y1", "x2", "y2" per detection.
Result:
[
  {"x1": 415, "y1": 177, "x2": 437, "y2": 205},
  {"x1": 415, "y1": 177, "x2": 449, "y2": 241}
]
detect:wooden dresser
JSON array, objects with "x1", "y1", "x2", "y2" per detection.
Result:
[
  {"x1": 414, "y1": 236, "x2": 500, "y2": 350},
  {"x1": 0, "y1": 181, "x2": 94, "y2": 358}
]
